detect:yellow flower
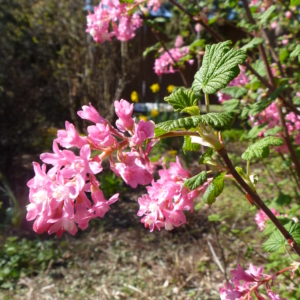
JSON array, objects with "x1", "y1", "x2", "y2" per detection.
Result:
[
  {"x1": 150, "y1": 83, "x2": 160, "y2": 93},
  {"x1": 131, "y1": 91, "x2": 139, "y2": 103},
  {"x1": 139, "y1": 115, "x2": 148, "y2": 121},
  {"x1": 150, "y1": 109, "x2": 159, "y2": 117},
  {"x1": 168, "y1": 150, "x2": 178, "y2": 157},
  {"x1": 167, "y1": 85, "x2": 174, "y2": 94}
]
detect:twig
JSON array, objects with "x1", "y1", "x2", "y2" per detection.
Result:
[
  {"x1": 212, "y1": 223, "x2": 229, "y2": 284},
  {"x1": 207, "y1": 241, "x2": 225, "y2": 274},
  {"x1": 218, "y1": 147, "x2": 300, "y2": 257}
]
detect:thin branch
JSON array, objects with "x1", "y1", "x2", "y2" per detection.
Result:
[{"x1": 218, "y1": 147, "x2": 300, "y2": 257}]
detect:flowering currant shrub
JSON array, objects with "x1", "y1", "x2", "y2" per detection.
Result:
[{"x1": 27, "y1": 0, "x2": 300, "y2": 298}]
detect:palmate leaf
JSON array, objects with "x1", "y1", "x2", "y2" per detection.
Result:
[
  {"x1": 192, "y1": 41, "x2": 247, "y2": 94},
  {"x1": 198, "y1": 147, "x2": 214, "y2": 165},
  {"x1": 203, "y1": 172, "x2": 226, "y2": 205},
  {"x1": 222, "y1": 99, "x2": 240, "y2": 112},
  {"x1": 184, "y1": 171, "x2": 207, "y2": 191},
  {"x1": 164, "y1": 89, "x2": 198, "y2": 112},
  {"x1": 241, "y1": 136, "x2": 284, "y2": 161},
  {"x1": 155, "y1": 112, "x2": 235, "y2": 132},
  {"x1": 263, "y1": 221, "x2": 300, "y2": 252}
]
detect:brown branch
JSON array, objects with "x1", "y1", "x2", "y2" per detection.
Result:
[{"x1": 218, "y1": 147, "x2": 300, "y2": 257}]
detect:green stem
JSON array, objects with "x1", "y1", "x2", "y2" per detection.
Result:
[
  {"x1": 205, "y1": 94, "x2": 210, "y2": 113},
  {"x1": 247, "y1": 161, "x2": 250, "y2": 177}
]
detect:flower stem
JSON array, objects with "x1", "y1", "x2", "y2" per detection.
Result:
[{"x1": 205, "y1": 93, "x2": 210, "y2": 113}]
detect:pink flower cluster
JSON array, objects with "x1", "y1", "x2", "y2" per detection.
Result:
[
  {"x1": 249, "y1": 102, "x2": 300, "y2": 152},
  {"x1": 137, "y1": 157, "x2": 210, "y2": 231},
  {"x1": 86, "y1": 0, "x2": 143, "y2": 43},
  {"x1": 255, "y1": 208, "x2": 280, "y2": 231},
  {"x1": 154, "y1": 36, "x2": 194, "y2": 75},
  {"x1": 147, "y1": 0, "x2": 163, "y2": 12},
  {"x1": 27, "y1": 100, "x2": 156, "y2": 236},
  {"x1": 219, "y1": 264, "x2": 287, "y2": 300},
  {"x1": 217, "y1": 66, "x2": 249, "y2": 103}
]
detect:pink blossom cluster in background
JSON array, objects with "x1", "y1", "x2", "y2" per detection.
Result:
[
  {"x1": 27, "y1": 100, "x2": 157, "y2": 236},
  {"x1": 249, "y1": 102, "x2": 300, "y2": 152},
  {"x1": 146, "y1": 0, "x2": 163, "y2": 12},
  {"x1": 219, "y1": 264, "x2": 287, "y2": 300},
  {"x1": 138, "y1": 157, "x2": 210, "y2": 231},
  {"x1": 255, "y1": 208, "x2": 280, "y2": 231},
  {"x1": 86, "y1": 0, "x2": 143, "y2": 43},
  {"x1": 154, "y1": 35, "x2": 194, "y2": 75},
  {"x1": 217, "y1": 66, "x2": 249, "y2": 103}
]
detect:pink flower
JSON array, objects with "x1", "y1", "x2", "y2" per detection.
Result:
[
  {"x1": 195, "y1": 23, "x2": 202, "y2": 33},
  {"x1": 114, "y1": 99, "x2": 135, "y2": 132},
  {"x1": 285, "y1": 11, "x2": 292, "y2": 19},
  {"x1": 154, "y1": 47, "x2": 190, "y2": 75},
  {"x1": 137, "y1": 157, "x2": 207, "y2": 231},
  {"x1": 56, "y1": 121, "x2": 87, "y2": 149},
  {"x1": 255, "y1": 208, "x2": 280, "y2": 231},
  {"x1": 131, "y1": 120, "x2": 155, "y2": 146},
  {"x1": 147, "y1": 0, "x2": 163, "y2": 12},
  {"x1": 270, "y1": 21, "x2": 278, "y2": 29},
  {"x1": 219, "y1": 282, "x2": 245, "y2": 300},
  {"x1": 174, "y1": 35, "x2": 184, "y2": 48},
  {"x1": 114, "y1": 150, "x2": 154, "y2": 188},
  {"x1": 87, "y1": 123, "x2": 117, "y2": 149},
  {"x1": 267, "y1": 290, "x2": 287, "y2": 300},
  {"x1": 86, "y1": 0, "x2": 142, "y2": 43},
  {"x1": 77, "y1": 103, "x2": 106, "y2": 124}
]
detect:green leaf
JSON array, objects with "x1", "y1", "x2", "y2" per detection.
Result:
[
  {"x1": 291, "y1": 0, "x2": 300, "y2": 6},
  {"x1": 262, "y1": 228, "x2": 285, "y2": 252},
  {"x1": 184, "y1": 171, "x2": 207, "y2": 190},
  {"x1": 164, "y1": 89, "x2": 198, "y2": 113},
  {"x1": 263, "y1": 217, "x2": 291, "y2": 236},
  {"x1": 241, "y1": 136, "x2": 284, "y2": 161},
  {"x1": 183, "y1": 135, "x2": 201, "y2": 153},
  {"x1": 203, "y1": 172, "x2": 226, "y2": 205},
  {"x1": 220, "y1": 86, "x2": 248, "y2": 98},
  {"x1": 192, "y1": 41, "x2": 247, "y2": 94},
  {"x1": 222, "y1": 99, "x2": 240, "y2": 112},
  {"x1": 251, "y1": 60, "x2": 267, "y2": 78},
  {"x1": 189, "y1": 39, "x2": 205, "y2": 50},
  {"x1": 246, "y1": 124, "x2": 267, "y2": 139},
  {"x1": 263, "y1": 221, "x2": 300, "y2": 252},
  {"x1": 290, "y1": 44, "x2": 300, "y2": 62},
  {"x1": 198, "y1": 147, "x2": 214, "y2": 165},
  {"x1": 293, "y1": 97, "x2": 300, "y2": 105},
  {"x1": 279, "y1": 48, "x2": 289, "y2": 63},
  {"x1": 272, "y1": 193, "x2": 292, "y2": 207},
  {"x1": 143, "y1": 42, "x2": 161, "y2": 58},
  {"x1": 155, "y1": 112, "x2": 235, "y2": 132},
  {"x1": 259, "y1": 5, "x2": 276, "y2": 24},
  {"x1": 154, "y1": 127, "x2": 168, "y2": 138},
  {"x1": 181, "y1": 106, "x2": 200, "y2": 116},
  {"x1": 243, "y1": 100, "x2": 272, "y2": 117},
  {"x1": 263, "y1": 126, "x2": 282, "y2": 136},
  {"x1": 208, "y1": 214, "x2": 220, "y2": 222},
  {"x1": 241, "y1": 38, "x2": 264, "y2": 51}
]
